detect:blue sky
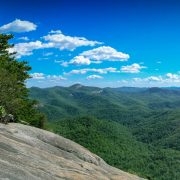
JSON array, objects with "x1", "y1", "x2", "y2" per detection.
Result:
[{"x1": 0, "y1": 0, "x2": 180, "y2": 87}]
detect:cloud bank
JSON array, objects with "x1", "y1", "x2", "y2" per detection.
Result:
[
  {"x1": 65, "y1": 67, "x2": 118, "y2": 75},
  {"x1": 9, "y1": 30, "x2": 102, "y2": 58},
  {"x1": 86, "y1": 75, "x2": 103, "y2": 80},
  {"x1": 121, "y1": 63, "x2": 146, "y2": 73},
  {"x1": 0, "y1": 19, "x2": 37, "y2": 33}
]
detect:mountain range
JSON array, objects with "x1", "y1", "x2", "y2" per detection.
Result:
[{"x1": 29, "y1": 85, "x2": 180, "y2": 179}]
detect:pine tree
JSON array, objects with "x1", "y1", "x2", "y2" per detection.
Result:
[{"x1": 0, "y1": 34, "x2": 46, "y2": 128}]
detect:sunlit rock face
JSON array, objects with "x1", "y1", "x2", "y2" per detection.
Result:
[{"x1": 0, "y1": 123, "x2": 145, "y2": 180}]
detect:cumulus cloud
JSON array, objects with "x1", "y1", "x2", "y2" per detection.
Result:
[
  {"x1": 9, "y1": 41, "x2": 46, "y2": 58},
  {"x1": 49, "y1": 30, "x2": 62, "y2": 34},
  {"x1": 166, "y1": 73, "x2": 179, "y2": 80},
  {"x1": 121, "y1": 63, "x2": 146, "y2": 73},
  {"x1": 42, "y1": 30, "x2": 102, "y2": 51},
  {"x1": 69, "y1": 56, "x2": 91, "y2": 65},
  {"x1": 132, "y1": 72, "x2": 180, "y2": 84},
  {"x1": 61, "y1": 61, "x2": 69, "y2": 67},
  {"x1": 65, "y1": 67, "x2": 118, "y2": 75},
  {"x1": 0, "y1": 19, "x2": 37, "y2": 33},
  {"x1": 146, "y1": 76, "x2": 163, "y2": 82},
  {"x1": 86, "y1": 75, "x2": 103, "y2": 80},
  {"x1": 133, "y1": 76, "x2": 162, "y2": 83},
  {"x1": 80, "y1": 46, "x2": 129, "y2": 61},
  {"x1": 30, "y1": 73, "x2": 66, "y2": 81},
  {"x1": 30, "y1": 73, "x2": 45, "y2": 79},
  {"x1": 9, "y1": 30, "x2": 102, "y2": 58},
  {"x1": 132, "y1": 76, "x2": 163, "y2": 83},
  {"x1": 18, "y1": 36, "x2": 29, "y2": 41},
  {"x1": 117, "y1": 72, "x2": 180, "y2": 87},
  {"x1": 64, "y1": 46, "x2": 129, "y2": 66},
  {"x1": 47, "y1": 75, "x2": 67, "y2": 81}
]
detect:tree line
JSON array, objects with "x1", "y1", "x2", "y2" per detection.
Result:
[{"x1": 0, "y1": 34, "x2": 45, "y2": 128}]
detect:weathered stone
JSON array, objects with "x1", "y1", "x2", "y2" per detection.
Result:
[{"x1": 0, "y1": 123, "x2": 145, "y2": 180}]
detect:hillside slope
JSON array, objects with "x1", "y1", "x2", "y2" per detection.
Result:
[
  {"x1": 29, "y1": 85, "x2": 180, "y2": 150},
  {"x1": 0, "y1": 123, "x2": 144, "y2": 180},
  {"x1": 29, "y1": 85, "x2": 180, "y2": 179},
  {"x1": 48, "y1": 116, "x2": 180, "y2": 180}
]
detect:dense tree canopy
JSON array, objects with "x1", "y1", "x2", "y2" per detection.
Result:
[
  {"x1": 48, "y1": 116, "x2": 180, "y2": 180},
  {"x1": 0, "y1": 34, "x2": 45, "y2": 127},
  {"x1": 30, "y1": 85, "x2": 180, "y2": 179}
]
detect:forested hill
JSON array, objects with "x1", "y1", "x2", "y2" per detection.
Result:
[
  {"x1": 29, "y1": 85, "x2": 180, "y2": 150},
  {"x1": 29, "y1": 85, "x2": 180, "y2": 121},
  {"x1": 30, "y1": 85, "x2": 180, "y2": 118},
  {"x1": 29, "y1": 85, "x2": 180, "y2": 179}
]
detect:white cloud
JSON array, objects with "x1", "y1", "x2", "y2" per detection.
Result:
[
  {"x1": 132, "y1": 72, "x2": 180, "y2": 84},
  {"x1": 9, "y1": 30, "x2": 102, "y2": 58},
  {"x1": 9, "y1": 41, "x2": 45, "y2": 58},
  {"x1": 65, "y1": 67, "x2": 118, "y2": 75},
  {"x1": 132, "y1": 76, "x2": 163, "y2": 83},
  {"x1": 65, "y1": 69, "x2": 87, "y2": 75},
  {"x1": 18, "y1": 36, "x2": 29, "y2": 41},
  {"x1": 166, "y1": 73, "x2": 179, "y2": 80},
  {"x1": 80, "y1": 46, "x2": 129, "y2": 61},
  {"x1": 0, "y1": 19, "x2": 37, "y2": 33},
  {"x1": 115, "y1": 73, "x2": 180, "y2": 87},
  {"x1": 146, "y1": 76, "x2": 163, "y2": 82},
  {"x1": 65, "y1": 46, "x2": 129, "y2": 66},
  {"x1": 30, "y1": 73, "x2": 45, "y2": 79},
  {"x1": 42, "y1": 30, "x2": 102, "y2": 51},
  {"x1": 121, "y1": 63, "x2": 146, "y2": 73},
  {"x1": 49, "y1": 30, "x2": 62, "y2": 34},
  {"x1": 69, "y1": 56, "x2": 91, "y2": 65},
  {"x1": 47, "y1": 75, "x2": 67, "y2": 81},
  {"x1": 86, "y1": 75, "x2": 103, "y2": 80},
  {"x1": 30, "y1": 73, "x2": 66, "y2": 81},
  {"x1": 61, "y1": 61, "x2": 69, "y2": 67}
]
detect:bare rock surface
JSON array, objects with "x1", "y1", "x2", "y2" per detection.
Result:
[{"x1": 0, "y1": 123, "x2": 145, "y2": 180}]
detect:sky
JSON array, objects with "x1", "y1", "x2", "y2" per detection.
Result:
[{"x1": 0, "y1": 0, "x2": 180, "y2": 87}]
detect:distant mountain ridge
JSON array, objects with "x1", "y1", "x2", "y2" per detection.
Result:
[
  {"x1": 29, "y1": 85, "x2": 180, "y2": 149},
  {"x1": 29, "y1": 84, "x2": 180, "y2": 179},
  {"x1": 29, "y1": 85, "x2": 180, "y2": 121}
]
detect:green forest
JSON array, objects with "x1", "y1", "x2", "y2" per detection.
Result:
[
  {"x1": 30, "y1": 85, "x2": 180, "y2": 179},
  {"x1": 48, "y1": 116, "x2": 179, "y2": 180}
]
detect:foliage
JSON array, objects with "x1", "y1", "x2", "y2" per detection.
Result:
[
  {"x1": 30, "y1": 85, "x2": 180, "y2": 149},
  {"x1": 30, "y1": 85, "x2": 180, "y2": 179},
  {"x1": 48, "y1": 116, "x2": 180, "y2": 180},
  {"x1": 0, "y1": 34, "x2": 45, "y2": 128},
  {"x1": 0, "y1": 105, "x2": 6, "y2": 117}
]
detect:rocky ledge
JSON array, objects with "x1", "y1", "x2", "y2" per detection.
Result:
[{"x1": 0, "y1": 123, "x2": 144, "y2": 180}]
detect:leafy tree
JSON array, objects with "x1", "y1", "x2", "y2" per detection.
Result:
[
  {"x1": 0, "y1": 106, "x2": 6, "y2": 117},
  {"x1": 0, "y1": 34, "x2": 45, "y2": 128}
]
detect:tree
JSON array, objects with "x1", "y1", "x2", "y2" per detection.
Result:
[{"x1": 0, "y1": 34, "x2": 45, "y2": 128}]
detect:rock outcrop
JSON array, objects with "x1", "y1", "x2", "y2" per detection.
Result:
[{"x1": 0, "y1": 123, "x2": 144, "y2": 180}]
